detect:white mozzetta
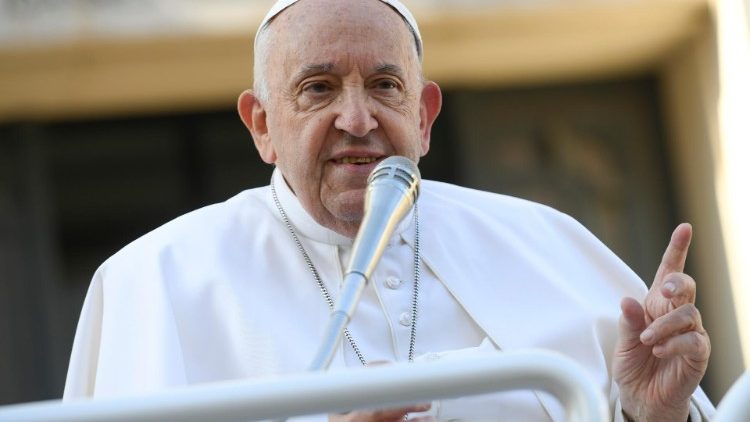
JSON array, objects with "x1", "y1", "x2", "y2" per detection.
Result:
[{"x1": 63, "y1": 169, "x2": 714, "y2": 420}]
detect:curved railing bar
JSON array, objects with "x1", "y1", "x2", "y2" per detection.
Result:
[{"x1": 0, "y1": 350, "x2": 608, "y2": 422}]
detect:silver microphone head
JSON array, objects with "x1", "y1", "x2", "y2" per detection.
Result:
[{"x1": 366, "y1": 156, "x2": 421, "y2": 207}]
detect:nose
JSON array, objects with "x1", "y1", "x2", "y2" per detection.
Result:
[{"x1": 333, "y1": 89, "x2": 378, "y2": 137}]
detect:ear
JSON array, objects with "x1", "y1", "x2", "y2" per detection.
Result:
[
  {"x1": 418, "y1": 81, "x2": 442, "y2": 156},
  {"x1": 238, "y1": 89, "x2": 277, "y2": 164}
]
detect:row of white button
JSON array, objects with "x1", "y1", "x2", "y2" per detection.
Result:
[
  {"x1": 383, "y1": 276, "x2": 411, "y2": 327},
  {"x1": 384, "y1": 275, "x2": 402, "y2": 289}
]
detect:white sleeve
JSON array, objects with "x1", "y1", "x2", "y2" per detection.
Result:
[
  {"x1": 611, "y1": 384, "x2": 716, "y2": 421},
  {"x1": 63, "y1": 272, "x2": 104, "y2": 400},
  {"x1": 689, "y1": 387, "x2": 716, "y2": 421}
]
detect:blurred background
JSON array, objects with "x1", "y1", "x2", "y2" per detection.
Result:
[{"x1": 1, "y1": 0, "x2": 748, "y2": 410}]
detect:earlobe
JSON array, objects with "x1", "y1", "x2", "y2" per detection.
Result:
[
  {"x1": 237, "y1": 89, "x2": 277, "y2": 164},
  {"x1": 419, "y1": 81, "x2": 442, "y2": 156}
]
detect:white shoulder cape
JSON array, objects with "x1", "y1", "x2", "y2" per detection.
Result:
[{"x1": 63, "y1": 179, "x2": 714, "y2": 420}]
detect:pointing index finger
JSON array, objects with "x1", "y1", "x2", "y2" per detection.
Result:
[{"x1": 654, "y1": 223, "x2": 693, "y2": 285}]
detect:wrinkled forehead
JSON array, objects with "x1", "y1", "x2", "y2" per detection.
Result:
[{"x1": 255, "y1": 0, "x2": 423, "y2": 60}]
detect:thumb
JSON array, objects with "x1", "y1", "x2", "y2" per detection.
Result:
[{"x1": 618, "y1": 297, "x2": 647, "y2": 346}]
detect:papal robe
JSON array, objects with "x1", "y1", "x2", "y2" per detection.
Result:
[{"x1": 64, "y1": 169, "x2": 714, "y2": 421}]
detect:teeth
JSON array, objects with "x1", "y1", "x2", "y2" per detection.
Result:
[{"x1": 339, "y1": 157, "x2": 377, "y2": 164}]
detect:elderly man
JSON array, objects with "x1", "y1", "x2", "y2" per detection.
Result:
[{"x1": 64, "y1": 0, "x2": 714, "y2": 420}]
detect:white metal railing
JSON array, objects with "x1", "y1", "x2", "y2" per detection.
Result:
[
  {"x1": 713, "y1": 370, "x2": 750, "y2": 422},
  {"x1": 0, "y1": 350, "x2": 608, "y2": 422}
]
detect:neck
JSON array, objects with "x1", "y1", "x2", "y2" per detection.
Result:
[
  {"x1": 304, "y1": 210, "x2": 363, "y2": 240},
  {"x1": 327, "y1": 220, "x2": 360, "y2": 239}
]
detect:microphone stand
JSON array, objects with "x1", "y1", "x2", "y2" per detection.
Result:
[
  {"x1": 307, "y1": 272, "x2": 367, "y2": 372},
  {"x1": 275, "y1": 278, "x2": 365, "y2": 422}
]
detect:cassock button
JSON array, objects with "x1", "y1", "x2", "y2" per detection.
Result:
[
  {"x1": 385, "y1": 276, "x2": 402, "y2": 289},
  {"x1": 399, "y1": 312, "x2": 411, "y2": 326}
]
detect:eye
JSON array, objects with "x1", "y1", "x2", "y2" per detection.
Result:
[
  {"x1": 373, "y1": 78, "x2": 399, "y2": 91},
  {"x1": 302, "y1": 81, "x2": 331, "y2": 94}
]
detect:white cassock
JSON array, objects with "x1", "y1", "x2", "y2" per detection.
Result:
[{"x1": 64, "y1": 169, "x2": 714, "y2": 421}]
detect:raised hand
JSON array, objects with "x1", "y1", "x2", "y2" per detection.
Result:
[{"x1": 613, "y1": 223, "x2": 710, "y2": 421}]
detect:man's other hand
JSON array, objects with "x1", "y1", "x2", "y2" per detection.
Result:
[{"x1": 329, "y1": 403, "x2": 433, "y2": 422}]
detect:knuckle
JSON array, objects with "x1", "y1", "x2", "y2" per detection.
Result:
[
  {"x1": 666, "y1": 272, "x2": 696, "y2": 290},
  {"x1": 689, "y1": 331, "x2": 710, "y2": 357},
  {"x1": 684, "y1": 274, "x2": 697, "y2": 292},
  {"x1": 665, "y1": 272, "x2": 683, "y2": 284},
  {"x1": 688, "y1": 331, "x2": 702, "y2": 347},
  {"x1": 680, "y1": 303, "x2": 700, "y2": 321}
]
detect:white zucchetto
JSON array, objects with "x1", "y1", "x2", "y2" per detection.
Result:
[{"x1": 255, "y1": 0, "x2": 423, "y2": 59}]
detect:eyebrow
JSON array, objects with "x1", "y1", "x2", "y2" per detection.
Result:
[
  {"x1": 292, "y1": 63, "x2": 406, "y2": 84},
  {"x1": 293, "y1": 63, "x2": 335, "y2": 84},
  {"x1": 374, "y1": 64, "x2": 405, "y2": 78}
]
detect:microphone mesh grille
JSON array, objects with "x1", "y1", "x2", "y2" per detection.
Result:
[{"x1": 368, "y1": 156, "x2": 421, "y2": 201}]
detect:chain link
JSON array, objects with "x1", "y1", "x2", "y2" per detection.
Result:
[{"x1": 407, "y1": 206, "x2": 419, "y2": 362}]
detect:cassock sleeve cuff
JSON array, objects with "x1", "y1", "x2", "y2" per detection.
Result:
[{"x1": 614, "y1": 394, "x2": 714, "y2": 421}]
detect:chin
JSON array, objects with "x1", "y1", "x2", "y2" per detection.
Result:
[
  {"x1": 332, "y1": 204, "x2": 364, "y2": 224},
  {"x1": 326, "y1": 192, "x2": 366, "y2": 223}
]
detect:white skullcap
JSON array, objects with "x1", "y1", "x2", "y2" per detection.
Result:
[{"x1": 255, "y1": 0, "x2": 423, "y2": 59}]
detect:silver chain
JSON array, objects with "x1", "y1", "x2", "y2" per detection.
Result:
[{"x1": 270, "y1": 177, "x2": 420, "y2": 365}]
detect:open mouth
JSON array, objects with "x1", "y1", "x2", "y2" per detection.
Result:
[{"x1": 335, "y1": 156, "x2": 382, "y2": 165}]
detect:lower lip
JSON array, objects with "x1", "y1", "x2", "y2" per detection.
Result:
[{"x1": 331, "y1": 158, "x2": 383, "y2": 173}]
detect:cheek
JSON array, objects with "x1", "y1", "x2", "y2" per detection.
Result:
[
  {"x1": 269, "y1": 105, "x2": 338, "y2": 174},
  {"x1": 387, "y1": 112, "x2": 424, "y2": 157},
  {"x1": 300, "y1": 115, "x2": 337, "y2": 159},
  {"x1": 268, "y1": 116, "x2": 306, "y2": 158},
  {"x1": 281, "y1": 122, "x2": 330, "y2": 175}
]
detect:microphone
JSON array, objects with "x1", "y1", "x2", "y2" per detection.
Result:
[
  {"x1": 308, "y1": 156, "x2": 421, "y2": 371},
  {"x1": 347, "y1": 155, "x2": 421, "y2": 285}
]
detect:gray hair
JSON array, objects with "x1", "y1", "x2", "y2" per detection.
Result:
[{"x1": 252, "y1": 23, "x2": 274, "y2": 103}]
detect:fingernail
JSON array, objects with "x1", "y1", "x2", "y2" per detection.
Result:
[
  {"x1": 641, "y1": 328, "x2": 654, "y2": 343},
  {"x1": 664, "y1": 282, "x2": 676, "y2": 294}
]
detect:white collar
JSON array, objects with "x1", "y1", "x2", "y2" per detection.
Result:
[{"x1": 270, "y1": 168, "x2": 414, "y2": 247}]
